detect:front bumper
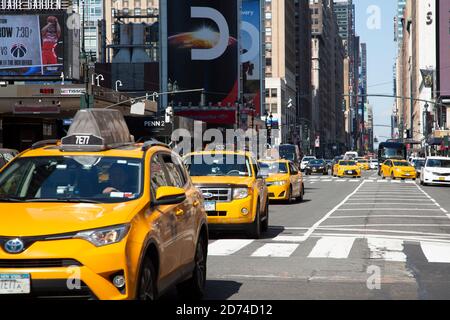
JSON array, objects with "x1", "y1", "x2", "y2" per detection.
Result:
[
  {"x1": 423, "y1": 173, "x2": 450, "y2": 185},
  {"x1": 393, "y1": 171, "x2": 417, "y2": 179},
  {"x1": 338, "y1": 170, "x2": 361, "y2": 177},
  {"x1": 305, "y1": 168, "x2": 326, "y2": 174},
  {"x1": 267, "y1": 184, "x2": 289, "y2": 200},
  {"x1": 205, "y1": 197, "x2": 255, "y2": 226},
  {"x1": 0, "y1": 238, "x2": 133, "y2": 300}
]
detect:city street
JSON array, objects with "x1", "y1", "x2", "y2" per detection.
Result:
[{"x1": 190, "y1": 171, "x2": 450, "y2": 300}]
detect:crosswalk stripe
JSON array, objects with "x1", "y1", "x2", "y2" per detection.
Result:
[
  {"x1": 420, "y1": 241, "x2": 450, "y2": 263},
  {"x1": 367, "y1": 238, "x2": 406, "y2": 262},
  {"x1": 251, "y1": 243, "x2": 299, "y2": 257},
  {"x1": 208, "y1": 239, "x2": 253, "y2": 256},
  {"x1": 307, "y1": 236, "x2": 355, "y2": 259},
  {"x1": 272, "y1": 235, "x2": 305, "y2": 242}
]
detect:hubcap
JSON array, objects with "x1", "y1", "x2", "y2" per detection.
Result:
[
  {"x1": 195, "y1": 241, "x2": 206, "y2": 288},
  {"x1": 140, "y1": 267, "x2": 154, "y2": 300}
]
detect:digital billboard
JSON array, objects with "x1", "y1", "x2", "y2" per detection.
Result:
[
  {"x1": 0, "y1": 13, "x2": 64, "y2": 77},
  {"x1": 241, "y1": 0, "x2": 262, "y2": 116},
  {"x1": 438, "y1": 0, "x2": 450, "y2": 98},
  {"x1": 166, "y1": 0, "x2": 239, "y2": 110}
]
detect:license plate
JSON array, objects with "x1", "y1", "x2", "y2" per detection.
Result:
[
  {"x1": 0, "y1": 274, "x2": 30, "y2": 294},
  {"x1": 439, "y1": 177, "x2": 446, "y2": 181},
  {"x1": 204, "y1": 201, "x2": 216, "y2": 212}
]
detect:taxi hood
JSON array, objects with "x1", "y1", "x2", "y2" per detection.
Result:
[
  {"x1": 0, "y1": 201, "x2": 141, "y2": 237},
  {"x1": 191, "y1": 176, "x2": 255, "y2": 187},
  {"x1": 266, "y1": 173, "x2": 289, "y2": 182}
]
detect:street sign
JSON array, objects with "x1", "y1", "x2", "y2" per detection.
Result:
[{"x1": 315, "y1": 136, "x2": 320, "y2": 148}]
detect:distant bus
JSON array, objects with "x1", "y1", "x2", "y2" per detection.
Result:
[{"x1": 377, "y1": 141, "x2": 407, "y2": 174}]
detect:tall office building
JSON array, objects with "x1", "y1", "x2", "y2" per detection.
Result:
[
  {"x1": 74, "y1": 0, "x2": 103, "y2": 59},
  {"x1": 264, "y1": 0, "x2": 297, "y2": 145},
  {"x1": 294, "y1": 0, "x2": 312, "y2": 154},
  {"x1": 310, "y1": 0, "x2": 346, "y2": 157}
]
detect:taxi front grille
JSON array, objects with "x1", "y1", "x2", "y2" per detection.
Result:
[
  {"x1": 207, "y1": 211, "x2": 227, "y2": 217},
  {"x1": 200, "y1": 188, "x2": 232, "y2": 202},
  {"x1": 0, "y1": 259, "x2": 82, "y2": 268}
]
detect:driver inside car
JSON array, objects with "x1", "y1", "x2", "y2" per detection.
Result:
[{"x1": 102, "y1": 164, "x2": 131, "y2": 194}]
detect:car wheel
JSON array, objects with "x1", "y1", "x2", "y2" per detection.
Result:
[
  {"x1": 261, "y1": 199, "x2": 269, "y2": 232},
  {"x1": 177, "y1": 235, "x2": 207, "y2": 300},
  {"x1": 297, "y1": 184, "x2": 304, "y2": 202},
  {"x1": 287, "y1": 185, "x2": 294, "y2": 204},
  {"x1": 248, "y1": 203, "x2": 261, "y2": 239},
  {"x1": 391, "y1": 172, "x2": 396, "y2": 180},
  {"x1": 138, "y1": 256, "x2": 157, "y2": 300}
]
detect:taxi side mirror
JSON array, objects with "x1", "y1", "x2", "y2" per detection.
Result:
[{"x1": 153, "y1": 186, "x2": 186, "y2": 206}]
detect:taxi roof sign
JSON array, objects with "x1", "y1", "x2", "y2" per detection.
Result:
[{"x1": 61, "y1": 109, "x2": 134, "y2": 152}]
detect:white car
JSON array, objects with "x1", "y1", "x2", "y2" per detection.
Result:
[
  {"x1": 420, "y1": 156, "x2": 450, "y2": 186},
  {"x1": 369, "y1": 159, "x2": 379, "y2": 170},
  {"x1": 300, "y1": 156, "x2": 317, "y2": 171}
]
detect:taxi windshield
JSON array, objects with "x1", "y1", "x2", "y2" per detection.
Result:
[
  {"x1": 309, "y1": 160, "x2": 325, "y2": 165},
  {"x1": 358, "y1": 160, "x2": 368, "y2": 163},
  {"x1": 0, "y1": 156, "x2": 142, "y2": 203},
  {"x1": 339, "y1": 161, "x2": 356, "y2": 166},
  {"x1": 185, "y1": 154, "x2": 252, "y2": 177},
  {"x1": 393, "y1": 161, "x2": 411, "y2": 167},
  {"x1": 259, "y1": 162, "x2": 288, "y2": 174}
]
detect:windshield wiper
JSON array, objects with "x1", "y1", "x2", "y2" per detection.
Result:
[
  {"x1": 24, "y1": 198, "x2": 102, "y2": 204},
  {"x1": 0, "y1": 196, "x2": 25, "y2": 202}
]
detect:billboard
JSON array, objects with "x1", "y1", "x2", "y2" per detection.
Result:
[
  {"x1": 438, "y1": 0, "x2": 450, "y2": 98},
  {"x1": 0, "y1": 13, "x2": 64, "y2": 77},
  {"x1": 166, "y1": 0, "x2": 239, "y2": 111},
  {"x1": 241, "y1": 0, "x2": 263, "y2": 117}
]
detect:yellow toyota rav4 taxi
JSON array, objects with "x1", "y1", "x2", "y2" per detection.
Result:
[
  {"x1": 258, "y1": 159, "x2": 304, "y2": 203},
  {"x1": 333, "y1": 160, "x2": 362, "y2": 178},
  {"x1": 184, "y1": 150, "x2": 269, "y2": 239},
  {"x1": 0, "y1": 110, "x2": 208, "y2": 300},
  {"x1": 381, "y1": 159, "x2": 417, "y2": 180}
]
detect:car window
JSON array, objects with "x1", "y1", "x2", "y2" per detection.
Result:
[
  {"x1": 427, "y1": 159, "x2": 450, "y2": 168},
  {"x1": 159, "y1": 153, "x2": 186, "y2": 188},
  {"x1": 290, "y1": 163, "x2": 298, "y2": 175},
  {"x1": 150, "y1": 155, "x2": 170, "y2": 198}
]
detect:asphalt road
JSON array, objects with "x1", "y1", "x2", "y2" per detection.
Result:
[{"x1": 166, "y1": 170, "x2": 450, "y2": 300}]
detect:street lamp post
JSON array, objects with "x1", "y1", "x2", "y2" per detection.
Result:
[{"x1": 115, "y1": 80, "x2": 123, "y2": 92}]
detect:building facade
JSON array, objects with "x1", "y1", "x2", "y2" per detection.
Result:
[{"x1": 264, "y1": 0, "x2": 297, "y2": 145}]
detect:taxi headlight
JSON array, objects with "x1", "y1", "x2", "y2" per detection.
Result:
[
  {"x1": 74, "y1": 224, "x2": 130, "y2": 247},
  {"x1": 272, "y1": 181, "x2": 287, "y2": 186},
  {"x1": 233, "y1": 188, "x2": 249, "y2": 199}
]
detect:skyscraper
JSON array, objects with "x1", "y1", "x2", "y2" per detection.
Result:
[{"x1": 74, "y1": 0, "x2": 103, "y2": 59}]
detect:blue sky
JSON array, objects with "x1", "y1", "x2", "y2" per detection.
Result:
[{"x1": 354, "y1": 0, "x2": 397, "y2": 146}]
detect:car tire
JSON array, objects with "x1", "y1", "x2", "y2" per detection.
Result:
[
  {"x1": 261, "y1": 199, "x2": 269, "y2": 232},
  {"x1": 287, "y1": 185, "x2": 294, "y2": 204},
  {"x1": 248, "y1": 203, "x2": 261, "y2": 239},
  {"x1": 177, "y1": 235, "x2": 207, "y2": 300},
  {"x1": 297, "y1": 184, "x2": 305, "y2": 202},
  {"x1": 391, "y1": 173, "x2": 396, "y2": 180},
  {"x1": 138, "y1": 256, "x2": 157, "y2": 300}
]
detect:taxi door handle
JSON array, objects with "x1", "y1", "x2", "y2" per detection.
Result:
[
  {"x1": 176, "y1": 208, "x2": 185, "y2": 216},
  {"x1": 193, "y1": 200, "x2": 200, "y2": 207}
]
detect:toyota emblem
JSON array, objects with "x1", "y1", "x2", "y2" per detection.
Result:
[{"x1": 4, "y1": 238, "x2": 25, "y2": 254}]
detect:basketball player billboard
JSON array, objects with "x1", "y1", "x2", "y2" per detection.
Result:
[{"x1": 0, "y1": 13, "x2": 64, "y2": 77}]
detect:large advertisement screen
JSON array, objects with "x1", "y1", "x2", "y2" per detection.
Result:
[
  {"x1": 241, "y1": 0, "x2": 262, "y2": 116},
  {"x1": 0, "y1": 13, "x2": 64, "y2": 77},
  {"x1": 438, "y1": 0, "x2": 450, "y2": 98},
  {"x1": 167, "y1": 0, "x2": 239, "y2": 108}
]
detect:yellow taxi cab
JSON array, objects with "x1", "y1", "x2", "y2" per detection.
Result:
[
  {"x1": 356, "y1": 158, "x2": 370, "y2": 171},
  {"x1": 258, "y1": 159, "x2": 304, "y2": 203},
  {"x1": 0, "y1": 109, "x2": 208, "y2": 300},
  {"x1": 333, "y1": 160, "x2": 362, "y2": 178},
  {"x1": 184, "y1": 149, "x2": 269, "y2": 239},
  {"x1": 380, "y1": 159, "x2": 417, "y2": 180}
]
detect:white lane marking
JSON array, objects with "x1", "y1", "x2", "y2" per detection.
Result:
[
  {"x1": 415, "y1": 183, "x2": 450, "y2": 215},
  {"x1": 311, "y1": 232, "x2": 450, "y2": 243},
  {"x1": 342, "y1": 203, "x2": 438, "y2": 206},
  {"x1": 367, "y1": 238, "x2": 406, "y2": 262},
  {"x1": 322, "y1": 179, "x2": 332, "y2": 182},
  {"x1": 329, "y1": 215, "x2": 448, "y2": 219},
  {"x1": 377, "y1": 180, "x2": 388, "y2": 183},
  {"x1": 272, "y1": 235, "x2": 306, "y2": 242},
  {"x1": 447, "y1": 214, "x2": 450, "y2": 220},
  {"x1": 336, "y1": 179, "x2": 348, "y2": 182},
  {"x1": 208, "y1": 239, "x2": 253, "y2": 256},
  {"x1": 308, "y1": 236, "x2": 355, "y2": 259},
  {"x1": 336, "y1": 208, "x2": 442, "y2": 211},
  {"x1": 251, "y1": 243, "x2": 299, "y2": 257},
  {"x1": 346, "y1": 199, "x2": 430, "y2": 202},
  {"x1": 321, "y1": 223, "x2": 450, "y2": 228},
  {"x1": 420, "y1": 242, "x2": 450, "y2": 263},
  {"x1": 299, "y1": 181, "x2": 366, "y2": 241},
  {"x1": 315, "y1": 227, "x2": 450, "y2": 238}
]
